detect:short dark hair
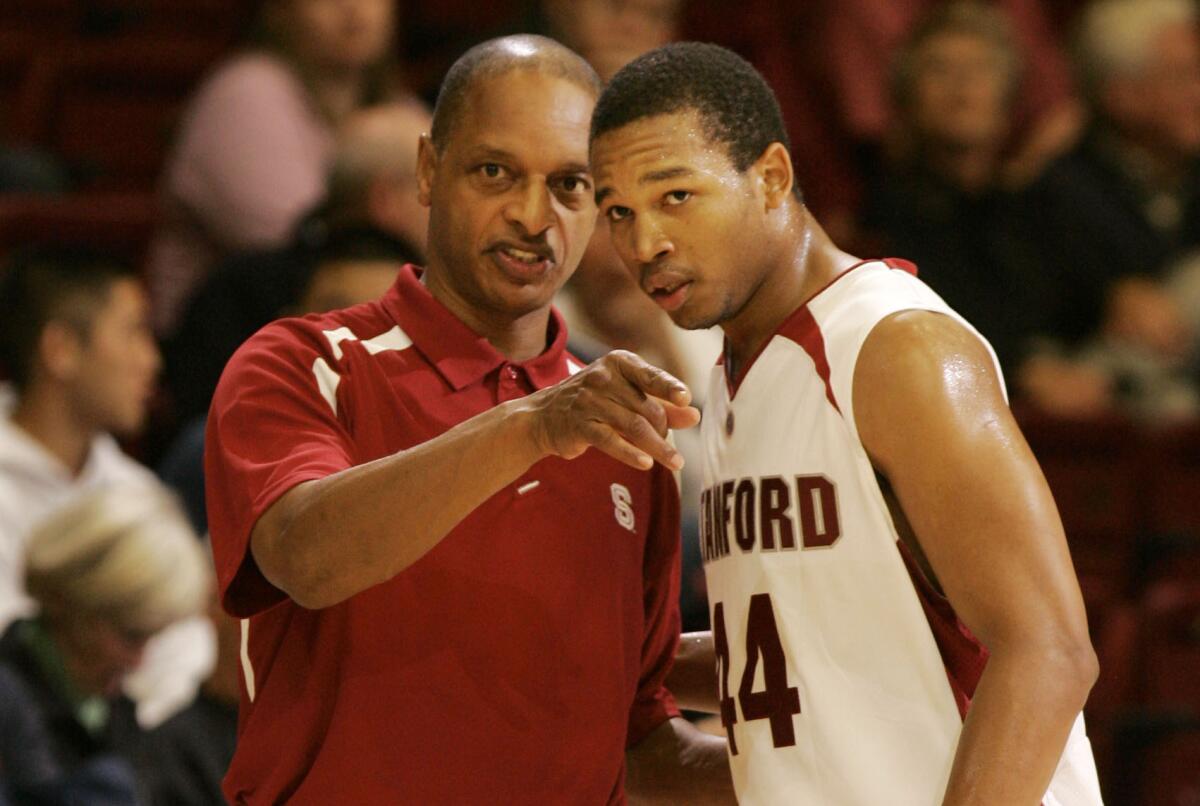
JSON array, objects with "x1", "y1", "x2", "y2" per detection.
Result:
[
  {"x1": 0, "y1": 244, "x2": 137, "y2": 389},
  {"x1": 431, "y1": 34, "x2": 602, "y2": 152},
  {"x1": 591, "y1": 42, "x2": 801, "y2": 200}
]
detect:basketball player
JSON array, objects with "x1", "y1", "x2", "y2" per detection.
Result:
[
  {"x1": 205, "y1": 36, "x2": 732, "y2": 803},
  {"x1": 591, "y1": 43, "x2": 1104, "y2": 804}
]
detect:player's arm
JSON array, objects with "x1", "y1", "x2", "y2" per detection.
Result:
[
  {"x1": 626, "y1": 717, "x2": 734, "y2": 805},
  {"x1": 251, "y1": 350, "x2": 699, "y2": 609},
  {"x1": 854, "y1": 311, "x2": 1098, "y2": 806},
  {"x1": 666, "y1": 631, "x2": 719, "y2": 713}
]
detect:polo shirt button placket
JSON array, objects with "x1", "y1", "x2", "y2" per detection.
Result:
[{"x1": 499, "y1": 363, "x2": 523, "y2": 402}]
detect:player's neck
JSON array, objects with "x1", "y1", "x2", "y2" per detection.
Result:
[{"x1": 722, "y1": 209, "x2": 858, "y2": 374}]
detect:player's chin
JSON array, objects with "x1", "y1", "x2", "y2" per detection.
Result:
[{"x1": 667, "y1": 299, "x2": 721, "y2": 331}]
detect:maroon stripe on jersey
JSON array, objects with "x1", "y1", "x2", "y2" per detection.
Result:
[
  {"x1": 881, "y1": 257, "x2": 918, "y2": 276},
  {"x1": 896, "y1": 540, "x2": 989, "y2": 719},
  {"x1": 777, "y1": 307, "x2": 841, "y2": 414},
  {"x1": 720, "y1": 258, "x2": 918, "y2": 399}
]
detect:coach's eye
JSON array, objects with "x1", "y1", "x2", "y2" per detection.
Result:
[
  {"x1": 557, "y1": 175, "x2": 590, "y2": 194},
  {"x1": 607, "y1": 205, "x2": 632, "y2": 222},
  {"x1": 480, "y1": 163, "x2": 506, "y2": 179},
  {"x1": 664, "y1": 190, "x2": 691, "y2": 206}
]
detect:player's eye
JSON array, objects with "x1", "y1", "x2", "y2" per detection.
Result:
[
  {"x1": 606, "y1": 205, "x2": 632, "y2": 222},
  {"x1": 664, "y1": 190, "x2": 691, "y2": 206},
  {"x1": 479, "y1": 163, "x2": 506, "y2": 180}
]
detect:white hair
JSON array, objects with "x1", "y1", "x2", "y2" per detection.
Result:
[
  {"x1": 1075, "y1": 0, "x2": 1198, "y2": 99},
  {"x1": 25, "y1": 485, "x2": 212, "y2": 636}
]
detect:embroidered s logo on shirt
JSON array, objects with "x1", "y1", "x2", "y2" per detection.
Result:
[{"x1": 611, "y1": 483, "x2": 635, "y2": 532}]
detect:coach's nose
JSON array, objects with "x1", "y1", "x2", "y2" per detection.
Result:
[{"x1": 504, "y1": 179, "x2": 555, "y2": 238}]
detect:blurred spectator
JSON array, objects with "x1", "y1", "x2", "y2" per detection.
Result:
[
  {"x1": 320, "y1": 101, "x2": 432, "y2": 253},
  {"x1": 862, "y1": 2, "x2": 1058, "y2": 381},
  {"x1": 684, "y1": 0, "x2": 1080, "y2": 234},
  {"x1": 135, "y1": 571, "x2": 240, "y2": 806},
  {"x1": 0, "y1": 245, "x2": 214, "y2": 729},
  {"x1": 147, "y1": 0, "x2": 408, "y2": 336},
  {"x1": 536, "y1": 0, "x2": 680, "y2": 82},
  {"x1": 163, "y1": 108, "x2": 429, "y2": 427},
  {"x1": 160, "y1": 225, "x2": 417, "y2": 532},
  {"x1": 1025, "y1": 0, "x2": 1200, "y2": 418},
  {"x1": 0, "y1": 487, "x2": 209, "y2": 804}
]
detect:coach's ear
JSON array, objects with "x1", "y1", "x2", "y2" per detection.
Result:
[
  {"x1": 754, "y1": 142, "x2": 794, "y2": 211},
  {"x1": 416, "y1": 134, "x2": 437, "y2": 208}
]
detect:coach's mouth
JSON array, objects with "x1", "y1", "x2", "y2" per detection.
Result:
[{"x1": 488, "y1": 241, "x2": 556, "y2": 282}]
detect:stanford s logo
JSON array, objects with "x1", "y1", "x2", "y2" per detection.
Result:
[{"x1": 611, "y1": 483, "x2": 636, "y2": 532}]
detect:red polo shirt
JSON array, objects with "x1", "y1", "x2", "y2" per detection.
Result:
[{"x1": 205, "y1": 265, "x2": 682, "y2": 805}]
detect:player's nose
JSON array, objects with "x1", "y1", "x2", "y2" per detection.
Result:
[{"x1": 633, "y1": 217, "x2": 673, "y2": 265}]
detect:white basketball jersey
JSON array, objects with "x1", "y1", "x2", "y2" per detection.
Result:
[{"x1": 698, "y1": 260, "x2": 1103, "y2": 805}]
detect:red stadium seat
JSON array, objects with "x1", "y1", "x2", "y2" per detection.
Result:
[
  {"x1": 1125, "y1": 725, "x2": 1200, "y2": 806},
  {"x1": 0, "y1": 191, "x2": 157, "y2": 267},
  {"x1": 0, "y1": 0, "x2": 77, "y2": 37},
  {"x1": 0, "y1": 32, "x2": 44, "y2": 141},
  {"x1": 13, "y1": 36, "x2": 227, "y2": 189},
  {"x1": 1146, "y1": 423, "x2": 1200, "y2": 539},
  {"x1": 1140, "y1": 580, "x2": 1200, "y2": 709},
  {"x1": 1019, "y1": 413, "x2": 1145, "y2": 594},
  {"x1": 78, "y1": 0, "x2": 246, "y2": 43}
]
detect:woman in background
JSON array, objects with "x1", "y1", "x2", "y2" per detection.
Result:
[
  {"x1": 147, "y1": 0, "x2": 405, "y2": 336},
  {"x1": 0, "y1": 487, "x2": 210, "y2": 804}
]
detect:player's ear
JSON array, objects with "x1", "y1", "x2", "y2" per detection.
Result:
[
  {"x1": 416, "y1": 134, "x2": 437, "y2": 208},
  {"x1": 754, "y1": 142, "x2": 794, "y2": 211}
]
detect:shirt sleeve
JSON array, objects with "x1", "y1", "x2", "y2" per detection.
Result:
[
  {"x1": 626, "y1": 464, "x2": 684, "y2": 748},
  {"x1": 205, "y1": 321, "x2": 355, "y2": 617}
]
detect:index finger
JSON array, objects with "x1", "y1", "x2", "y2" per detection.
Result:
[{"x1": 613, "y1": 352, "x2": 692, "y2": 407}]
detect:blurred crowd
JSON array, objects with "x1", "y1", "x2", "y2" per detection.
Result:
[{"x1": 0, "y1": 0, "x2": 1198, "y2": 803}]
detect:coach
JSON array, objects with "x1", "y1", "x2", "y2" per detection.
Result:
[{"x1": 205, "y1": 35, "x2": 730, "y2": 804}]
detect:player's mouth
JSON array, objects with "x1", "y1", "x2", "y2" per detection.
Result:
[
  {"x1": 644, "y1": 273, "x2": 693, "y2": 312},
  {"x1": 489, "y1": 242, "x2": 555, "y2": 282}
]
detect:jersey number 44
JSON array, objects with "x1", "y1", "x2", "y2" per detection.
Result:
[{"x1": 713, "y1": 594, "x2": 801, "y2": 756}]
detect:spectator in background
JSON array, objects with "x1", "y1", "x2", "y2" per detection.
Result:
[
  {"x1": 536, "y1": 0, "x2": 680, "y2": 84},
  {"x1": 163, "y1": 100, "x2": 431, "y2": 429},
  {"x1": 0, "y1": 246, "x2": 214, "y2": 732},
  {"x1": 136, "y1": 569, "x2": 241, "y2": 806},
  {"x1": 322, "y1": 101, "x2": 432, "y2": 254},
  {"x1": 862, "y1": 2, "x2": 1057, "y2": 382},
  {"x1": 147, "y1": 0, "x2": 411, "y2": 336},
  {"x1": 1026, "y1": 0, "x2": 1200, "y2": 418},
  {"x1": 0, "y1": 487, "x2": 209, "y2": 804},
  {"x1": 684, "y1": 0, "x2": 1080, "y2": 238},
  {"x1": 159, "y1": 224, "x2": 418, "y2": 535}
]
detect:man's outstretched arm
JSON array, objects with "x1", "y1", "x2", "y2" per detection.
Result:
[
  {"x1": 250, "y1": 350, "x2": 699, "y2": 609},
  {"x1": 854, "y1": 311, "x2": 1098, "y2": 806}
]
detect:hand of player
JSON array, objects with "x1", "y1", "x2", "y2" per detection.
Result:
[{"x1": 527, "y1": 350, "x2": 701, "y2": 470}]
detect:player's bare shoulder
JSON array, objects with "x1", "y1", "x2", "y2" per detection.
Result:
[{"x1": 853, "y1": 309, "x2": 1010, "y2": 470}]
